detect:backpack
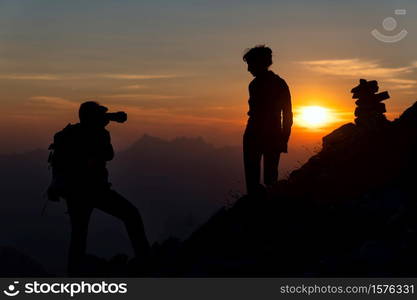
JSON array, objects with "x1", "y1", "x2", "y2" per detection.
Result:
[{"x1": 47, "y1": 123, "x2": 81, "y2": 202}]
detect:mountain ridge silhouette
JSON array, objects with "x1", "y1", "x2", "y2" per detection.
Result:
[{"x1": 157, "y1": 101, "x2": 417, "y2": 277}]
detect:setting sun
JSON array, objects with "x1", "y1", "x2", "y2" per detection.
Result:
[{"x1": 297, "y1": 106, "x2": 331, "y2": 128}]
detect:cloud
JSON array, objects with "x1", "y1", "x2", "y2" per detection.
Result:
[
  {"x1": 120, "y1": 84, "x2": 146, "y2": 90},
  {"x1": 101, "y1": 94, "x2": 184, "y2": 100},
  {"x1": 0, "y1": 74, "x2": 62, "y2": 80},
  {"x1": 122, "y1": 106, "x2": 242, "y2": 127},
  {"x1": 99, "y1": 74, "x2": 178, "y2": 80},
  {"x1": 385, "y1": 78, "x2": 417, "y2": 90},
  {"x1": 26, "y1": 96, "x2": 78, "y2": 110},
  {"x1": 299, "y1": 59, "x2": 413, "y2": 78},
  {"x1": 299, "y1": 58, "x2": 417, "y2": 91},
  {"x1": 385, "y1": 79, "x2": 417, "y2": 84},
  {"x1": 0, "y1": 73, "x2": 179, "y2": 81}
]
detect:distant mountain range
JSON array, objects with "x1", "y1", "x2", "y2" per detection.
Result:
[{"x1": 0, "y1": 134, "x2": 244, "y2": 275}]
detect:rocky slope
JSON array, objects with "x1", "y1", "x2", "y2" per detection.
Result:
[{"x1": 169, "y1": 101, "x2": 417, "y2": 277}]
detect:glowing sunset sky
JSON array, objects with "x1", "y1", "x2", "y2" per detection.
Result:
[{"x1": 0, "y1": 0, "x2": 416, "y2": 164}]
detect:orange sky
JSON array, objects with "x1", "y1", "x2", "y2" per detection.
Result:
[{"x1": 0, "y1": 1, "x2": 416, "y2": 175}]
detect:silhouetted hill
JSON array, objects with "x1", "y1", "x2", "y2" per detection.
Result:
[
  {"x1": 0, "y1": 135, "x2": 243, "y2": 276},
  {"x1": 0, "y1": 246, "x2": 49, "y2": 277},
  {"x1": 161, "y1": 101, "x2": 417, "y2": 277}
]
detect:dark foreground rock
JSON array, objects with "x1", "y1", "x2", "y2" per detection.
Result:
[
  {"x1": 169, "y1": 101, "x2": 417, "y2": 277},
  {"x1": 0, "y1": 246, "x2": 50, "y2": 277}
]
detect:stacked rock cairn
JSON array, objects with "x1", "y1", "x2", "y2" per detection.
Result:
[{"x1": 351, "y1": 79, "x2": 390, "y2": 129}]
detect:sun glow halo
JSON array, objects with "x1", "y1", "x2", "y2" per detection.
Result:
[{"x1": 298, "y1": 106, "x2": 331, "y2": 128}]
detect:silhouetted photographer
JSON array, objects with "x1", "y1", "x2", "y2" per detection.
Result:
[
  {"x1": 242, "y1": 45, "x2": 293, "y2": 196},
  {"x1": 47, "y1": 101, "x2": 150, "y2": 275}
]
